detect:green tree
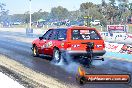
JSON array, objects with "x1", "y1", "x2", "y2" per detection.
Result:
[
  {"x1": 128, "y1": 3, "x2": 132, "y2": 14},
  {"x1": 117, "y1": 0, "x2": 131, "y2": 24},
  {"x1": 80, "y1": 2, "x2": 96, "y2": 11},
  {"x1": 109, "y1": 0, "x2": 116, "y2": 7},
  {"x1": 32, "y1": 10, "x2": 49, "y2": 22},
  {"x1": 80, "y1": 3, "x2": 103, "y2": 19},
  {"x1": 0, "y1": 3, "x2": 6, "y2": 14},
  {"x1": 117, "y1": 0, "x2": 128, "y2": 2},
  {"x1": 80, "y1": 2, "x2": 104, "y2": 26},
  {"x1": 102, "y1": 0, "x2": 107, "y2": 6},
  {"x1": 0, "y1": 2, "x2": 9, "y2": 22},
  {"x1": 50, "y1": 6, "x2": 69, "y2": 20},
  {"x1": 100, "y1": 0, "x2": 119, "y2": 24},
  {"x1": 68, "y1": 10, "x2": 81, "y2": 20},
  {"x1": 80, "y1": 2, "x2": 97, "y2": 16}
]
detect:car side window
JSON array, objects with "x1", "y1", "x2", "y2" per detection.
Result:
[
  {"x1": 90, "y1": 30, "x2": 101, "y2": 40},
  {"x1": 43, "y1": 29, "x2": 53, "y2": 40},
  {"x1": 49, "y1": 30, "x2": 58, "y2": 40},
  {"x1": 58, "y1": 29, "x2": 67, "y2": 40}
]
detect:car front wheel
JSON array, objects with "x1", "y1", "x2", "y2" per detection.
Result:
[{"x1": 33, "y1": 46, "x2": 39, "y2": 57}]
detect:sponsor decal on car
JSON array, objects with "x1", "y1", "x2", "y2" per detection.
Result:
[
  {"x1": 61, "y1": 43, "x2": 64, "y2": 47},
  {"x1": 45, "y1": 41, "x2": 53, "y2": 48},
  {"x1": 41, "y1": 41, "x2": 53, "y2": 49}
]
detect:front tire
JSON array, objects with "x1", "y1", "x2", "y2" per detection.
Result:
[{"x1": 33, "y1": 46, "x2": 39, "y2": 57}]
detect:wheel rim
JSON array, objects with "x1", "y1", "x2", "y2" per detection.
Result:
[
  {"x1": 33, "y1": 47, "x2": 36, "y2": 55},
  {"x1": 54, "y1": 50, "x2": 60, "y2": 61}
]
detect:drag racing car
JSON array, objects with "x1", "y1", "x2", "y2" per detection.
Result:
[{"x1": 31, "y1": 26, "x2": 106, "y2": 64}]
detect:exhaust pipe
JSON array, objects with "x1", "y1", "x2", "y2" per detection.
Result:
[{"x1": 93, "y1": 57, "x2": 104, "y2": 61}]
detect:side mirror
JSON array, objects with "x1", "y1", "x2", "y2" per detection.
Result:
[{"x1": 39, "y1": 37, "x2": 43, "y2": 40}]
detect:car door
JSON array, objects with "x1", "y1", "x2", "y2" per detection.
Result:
[
  {"x1": 44, "y1": 29, "x2": 67, "y2": 56},
  {"x1": 38, "y1": 29, "x2": 53, "y2": 54},
  {"x1": 44, "y1": 29, "x2": 58, "y2": 55},
  {"x1": 54, "y1": 29, "x2": 67, "y2": 51}
]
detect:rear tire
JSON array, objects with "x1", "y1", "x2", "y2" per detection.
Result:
[
  {"x1": 33, "y1": 46, "x2": 39, "y2": 57},
  {"x1": 53, "y1": 48, "x2": 61, "y2": 63}
]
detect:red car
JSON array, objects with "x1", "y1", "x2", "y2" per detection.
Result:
[{"x1": 32, "y1": 26, "x2": 106, "y2": 64}]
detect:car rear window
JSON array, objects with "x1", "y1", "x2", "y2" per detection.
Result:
[{"x1": 72, "y1": 29, "x2": 101, "y2": 40}]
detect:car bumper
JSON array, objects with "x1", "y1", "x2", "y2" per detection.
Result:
[{"x1": 61, "y1": 50, "x2": 106, "y2": 57}]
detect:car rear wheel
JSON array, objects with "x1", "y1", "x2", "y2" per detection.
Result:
[
  {"x1": 53, "y1": 48, "x2": 61, "y2": 63},
  {"x1": 33, "y1": 46, "x2": 39, "y2": 57}
]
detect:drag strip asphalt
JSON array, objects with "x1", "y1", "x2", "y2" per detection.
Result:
[{"x1": 0, "y1": 31, "x2": 132, "y2": 88}]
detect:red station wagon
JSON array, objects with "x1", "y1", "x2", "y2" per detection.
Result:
[{"x1": 32, "y1": 26, "x2": 106, "y2": 64}]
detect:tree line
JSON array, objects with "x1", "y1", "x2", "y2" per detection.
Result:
[{"x1": 0, "y1": 0, "x2": 132, "y2": 26}]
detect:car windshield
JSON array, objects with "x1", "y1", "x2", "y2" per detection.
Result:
[{"x1": 72, "y1": 29, "x2": 101, "y2": 40}]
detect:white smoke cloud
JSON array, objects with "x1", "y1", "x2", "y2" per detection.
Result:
[{"x1": 51, "y1": 52, "x2": 80, "y2": 74}]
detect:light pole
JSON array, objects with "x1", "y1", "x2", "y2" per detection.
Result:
[{"x1": 29, "y1": 0, "x2": 32, "y2": 29}]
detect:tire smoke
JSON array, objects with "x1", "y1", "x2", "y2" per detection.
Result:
[{"x1": 51, "y1": 51, "x2": 80, "y2": 74}]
